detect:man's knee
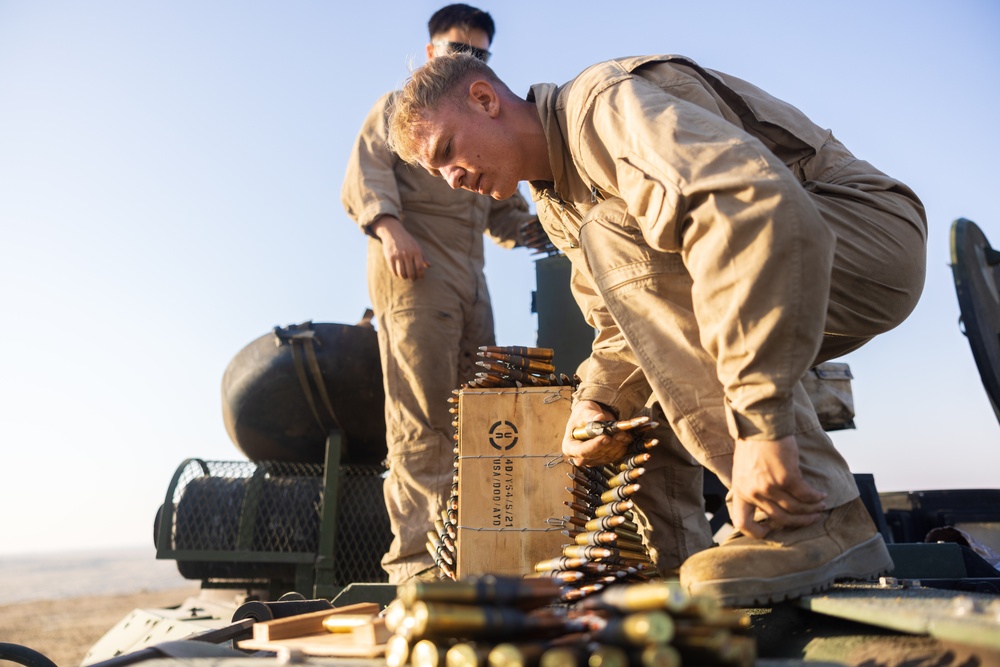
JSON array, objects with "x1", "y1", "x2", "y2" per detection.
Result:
[{"x1": 819, "y1": 179, "x2": 927, "y2": 347}]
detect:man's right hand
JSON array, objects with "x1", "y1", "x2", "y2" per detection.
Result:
[
  {"x1": 562, "y1": 400, "x2": 631, "y2": 468},
  {"x1": 730, "y1": 434, "x2": 827, "y2": 539},
  {"x1": 371, "y1": 216, "x2": 430, "y2": 280}
]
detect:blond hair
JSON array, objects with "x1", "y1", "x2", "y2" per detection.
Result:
[{"x1": 387, "y1": 53, "x2": 501, "y2": 165}]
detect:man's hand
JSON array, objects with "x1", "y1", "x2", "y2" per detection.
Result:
[
  {"x1": 371, "y1": 216, "x2": 430, "y2": 280},
  {"x1": 562, "y1": 400, "x2": 631, "y2": 467},
  {"x1": 730, "y1": 435, "x2": 827, "y2": 539}
]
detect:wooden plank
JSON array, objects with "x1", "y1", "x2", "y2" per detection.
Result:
[
  {"x1": 251, "y1": 602, "x2": 381, "y2": 641},
  {"x1": 238, "y1": 631, "x2": 387, "y2": 658},
  {"x1": 349, "y1": 618, "x2": 392, "y2": 647},
  {"x1": 456, "y1": 387, "x2": 573, "y2": 577},
  {"x1": 239, "y1": 609, "x2": 390, "y2": 657}
]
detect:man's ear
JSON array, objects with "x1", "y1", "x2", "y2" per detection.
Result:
[{"x1": 468, "y1": 80, "x2": 500, "y2": 118}]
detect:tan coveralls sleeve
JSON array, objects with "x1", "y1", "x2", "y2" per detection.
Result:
[
  {"x1": 530, "y1": 198, "x2": 652, "y2": 419},
  {"x1": 341, "y1": 92, "x2": 403, "y2": 235},
  {"x1": 573, "y1": 77, "x2": 835, "y2": 440},
  {"x1": 570, "y1": 250, "x2": 652, "y2": 418}
]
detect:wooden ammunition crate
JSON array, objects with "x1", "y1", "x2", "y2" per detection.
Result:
[{"x1": 455, "y1": 386, "x2": 573, "y2": 577}]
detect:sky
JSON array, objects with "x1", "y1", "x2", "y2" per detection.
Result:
[{"x1": 1, "y1": 1, "x2": 998, "y2": 559}]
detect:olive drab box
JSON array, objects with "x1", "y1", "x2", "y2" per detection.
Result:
[{"x1": 455, "y1": 387, "x2": 573, "y2": 577}]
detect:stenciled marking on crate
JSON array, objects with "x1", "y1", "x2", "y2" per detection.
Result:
[{"x1": 489, "y1": 420, "x2": 518, "y2": 528}]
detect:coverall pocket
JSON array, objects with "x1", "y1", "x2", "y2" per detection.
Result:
[
  {"x1": 802, "y1": 362, "x2": 856, "y2": 432},
  {"x1": 616, "y1": 156, "x2": 682, "y2": 252}
]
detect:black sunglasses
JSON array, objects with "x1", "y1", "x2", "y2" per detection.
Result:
[{"x1": 432, "y1": 40, "x2": 491, "y2": 63}]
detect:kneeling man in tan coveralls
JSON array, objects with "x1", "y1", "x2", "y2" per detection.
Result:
[{"x1": 385, "y1": 53, "x2": 927, "y2": 606}]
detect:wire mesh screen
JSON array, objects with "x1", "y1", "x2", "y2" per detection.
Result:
[
  {"x1": 171, "y1": 460, "x2": 321, "y2": 552},
  {"x1": 330, "y1": 464, "x2": 391, "y2": 585},
  {"x1": 167, "y1": 459, "x2": 390, "y2": 585}
]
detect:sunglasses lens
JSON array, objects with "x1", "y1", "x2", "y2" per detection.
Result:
[
  {"x1": 449, "y1": 41, "x2": 490, "y2": 62},
  {"x1": 467, "y1": 46, "x2": 489, "y2": 62}
]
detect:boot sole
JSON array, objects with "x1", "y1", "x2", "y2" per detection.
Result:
[{"x1": 686, "y1": 534, "x2": 894, "y2": 607}]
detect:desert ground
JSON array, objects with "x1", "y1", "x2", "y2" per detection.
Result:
[{"x1": 0, "y1": 586, "x2": 200, "y2": 667}]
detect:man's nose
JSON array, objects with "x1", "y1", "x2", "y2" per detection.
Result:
[{"x1": 441, "y1": 165, "x2": 464, "y2": 190}]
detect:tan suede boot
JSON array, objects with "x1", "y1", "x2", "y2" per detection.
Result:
[{"x1": 679, "y1": 497, "x2": 893, "y2": 606}]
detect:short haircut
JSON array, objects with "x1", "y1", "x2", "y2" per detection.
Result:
[
  {"x1": 428, "y1": 4, "x2": 496, "y2": 44},
  {"x1": 387, "y1": 54, "x2": 501, "y2": 165}
]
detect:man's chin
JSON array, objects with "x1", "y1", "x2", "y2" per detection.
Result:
[{"x1": 490, "y1": 184, "x2": 518, "y2": 200}]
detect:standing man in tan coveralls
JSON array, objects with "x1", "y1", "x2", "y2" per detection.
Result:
[
  {"x1": 341, "y1": 7, "x2": 542, "y2": 583},
  {"x1": 385, "y1": 54, "x2": 927, "y2": 604}
]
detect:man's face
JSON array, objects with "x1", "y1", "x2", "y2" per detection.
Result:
[{"x1": 414, "y1": 96, "x2": 520, "y2": 201}]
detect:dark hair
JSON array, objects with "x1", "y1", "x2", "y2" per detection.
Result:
[{"x1": 428, "y1": 4, "x2": 495, "y2": 44}]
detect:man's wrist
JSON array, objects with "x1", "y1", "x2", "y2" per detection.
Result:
[
  {"x1": 727, "y1": 402, "x2": 797, "y2": 441},
  {"x1": 574, "y1": 389, "x2": 621, "y2": 420},
  {"x1": 369, "y1": 215, "x2": 400, "y2": 240}
]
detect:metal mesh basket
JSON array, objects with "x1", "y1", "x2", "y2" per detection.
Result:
[
  {"x1": 160, "y1": 458, "x2": 390, "y2": 586},
  {"x1": 170, "y1": 460, "x2": 320, "y2": 553},
  {"x1": 330, "y1": 465, "x2": 392, "y2": 585}
]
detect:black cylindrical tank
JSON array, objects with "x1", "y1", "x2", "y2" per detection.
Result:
[{"x1": 221, "y1": 320, "x2": 386, "y2": 464}]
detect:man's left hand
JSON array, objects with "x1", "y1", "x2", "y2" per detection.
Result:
[{"x1": 730, "y1": 435, "x2": 827, "y2": 539}]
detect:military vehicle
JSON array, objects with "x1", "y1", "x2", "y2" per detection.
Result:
[{"x1": 1, "y1": 220, "x2": 998, "y2": 667}]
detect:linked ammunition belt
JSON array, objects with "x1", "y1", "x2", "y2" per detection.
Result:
[{"x1": 383, "y1": 576, "x2": 755, "y2": 667}]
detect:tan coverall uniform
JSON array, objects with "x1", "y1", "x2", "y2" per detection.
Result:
[
  {"x1": 343, "y1": 92, "x2": 534, "y2": 582},
  {"x1": 527, "y1": 56, "x2": 927, "y2": 569}
]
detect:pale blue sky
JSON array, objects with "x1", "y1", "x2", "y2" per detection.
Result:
[{"x1": 1, "y1": 1, "x2": 998, "y2": 556}]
